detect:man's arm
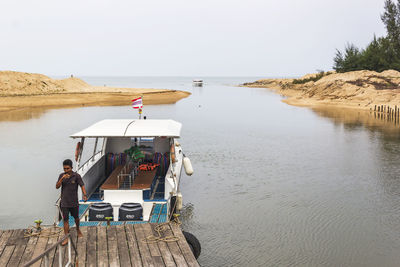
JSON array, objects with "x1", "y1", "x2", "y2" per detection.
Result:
[
  {"x1": 81, "y1": 185, "x2": 88, "y2": 202},
  {"x1": 56, "y1": 173, "x2": 69, "y2": 189}
]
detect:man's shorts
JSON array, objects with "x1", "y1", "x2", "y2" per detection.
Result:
[{"x1": 61, "y1": 206, "x2": 79, "y2": 222}]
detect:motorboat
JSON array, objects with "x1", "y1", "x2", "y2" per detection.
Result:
[
  {"x1": 55, "y1": 119, "x2": 194, "y2": 225},
  {"x1": 192, "y1": 80, "x2": 203, "y2": 87}
]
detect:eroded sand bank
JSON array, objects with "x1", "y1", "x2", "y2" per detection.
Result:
[
  {"x1": 0, "y1": 71, "x2": 190, "y2": 112},
  {"x1": 242, "y1": 70, "x2": 400, "y2": 111}
]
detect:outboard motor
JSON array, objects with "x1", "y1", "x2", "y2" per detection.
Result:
[
  {"x1": 89, "y1": 202, "x2": 113, "y2": 221},
  {"x1": 119, "y1": 203, "x2": 143, "y2": 221}
]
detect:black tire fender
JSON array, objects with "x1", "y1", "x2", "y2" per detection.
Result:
[{"x1": 182, "y1": 231, "x2": 201, "y2": 259}]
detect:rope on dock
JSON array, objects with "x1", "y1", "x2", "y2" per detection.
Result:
[
  {"x1": 23, "y1": 225, "x2": 63, "y2": 238},
  {"x1": 143, "y1": 214, "x2": 182, "y2": 244}
]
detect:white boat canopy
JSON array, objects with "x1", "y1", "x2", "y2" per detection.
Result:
[{"x1": 70, "y1": 119, "x2": 182, "y2": 138}]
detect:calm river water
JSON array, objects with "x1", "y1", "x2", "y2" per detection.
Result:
[{"x1": 1, "y1": 77, "x2": 400, "y2": 266}]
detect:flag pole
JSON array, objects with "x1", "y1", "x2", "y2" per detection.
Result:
[{"x1": 138, "y1": 95, "x2": 143, "y2": 119}]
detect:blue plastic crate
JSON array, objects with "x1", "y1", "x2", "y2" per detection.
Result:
[
  {"x1": 125, "y1": 221, "x2": 147, "y2": 225},
  {"x1": 58, "y1": 204, "x2": 90, "y2": 227},
  {"x1": 100, "y1": 221, "x2": 125, "y2": 226},
  {"x1": 150, "y1": 215, "x2": 159, "y2": 223},
  {"x1": 161, "y1": 204, "x2": 167, "y2": 215},
  {"x1": 80, "y1": 221, "x2": 100, "y2": 227},
  {"x1": 158, "y1": 214, "x2": 167, "y2": 223}
]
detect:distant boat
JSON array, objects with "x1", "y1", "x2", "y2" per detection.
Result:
[{"x1": 192, "y1": 80, "x2": 203, "y2": 87}]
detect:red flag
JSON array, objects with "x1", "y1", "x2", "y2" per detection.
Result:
[{"x1": 132, "y1": 97, "x2": 143, "y2": 109}]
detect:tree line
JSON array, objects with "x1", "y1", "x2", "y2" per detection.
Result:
[{"x1": 333, "y1": 0, "x2": 400, "y2": 73}]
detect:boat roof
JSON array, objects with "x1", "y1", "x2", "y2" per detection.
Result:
[{"x1": 70, "y1": 119, "x2": 182, "y2": 138}]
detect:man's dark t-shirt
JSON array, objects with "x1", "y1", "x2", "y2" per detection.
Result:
[{"x1": 57, "y1": 172, "x2": 84, "y2": 208}]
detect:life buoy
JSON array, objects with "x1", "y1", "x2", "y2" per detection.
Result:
[
  {"x1": 75, "y1": 142, "x2": 81, "y2": 161},
  {"x1": 170, "y1": 144, "x2": 176, "y2": 163}
]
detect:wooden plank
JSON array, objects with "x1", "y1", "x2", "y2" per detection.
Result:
[
  {"x1": 63, "y1": 228, "x2": 77, "y2": 266},
  {"x1": 7, "y1": 229, "x2": 28, "y2": 266},
  {"x1": 28, "y1": 230, "x2": 49, "y2": 267},
  {"x1": 86, "y1": 226, "x2": 97, "y2": 267},
  {"x1": 101, "y1": 165, "x2": 124, "y2": 190},
  {"x1": 107, "y1": 226, "x2": 120, "y2": 267},
  {"x1": 133, "y1": 224, "x2": 155, "y2": 267},
  {"x1": 170, "y1": 224, "x2": 200, "y2": 267},
  {"x1": 77, "y1": 226, "x2": 88, "y2": 267},
  {"x1": 97, "y1": 225, "x2": 108, "y2": 267},
  {"x1": 72, "y1": 228, "x2": 79, "y2": 266},
  {"x1": 150, "y1": 224, "x2": 176, "y2": 267},
  {"x1": 48, "y1": 227, "x2": 63, "y2": 267},
  {"x1": 0, "y1": 246, "x2": 15, "y2": 266},
  {"x1": 50, "y1": 229, "x2": 64, "y2": 267},
  {"x1": 116, "y1": 225, "x2": 131, "y2": 266},
  {"x1": 0, "y1": 230, "x2": 13, "y2": 256},
  {"x1": 18, "y1": 235, "x2": 38, "y2": 266},
  {"x1": 163, "y1": 225, "x2": 188, "y2": 267},
  {"x1": 7, "y1": 229, "x2": 27, "y2": 246},
  {"x1": 125, "y1": 224, "x2": 143, "y2": 267},
  {"x1": 7, "y1": 245, "x2": 26, "y2": 266},
  {"x1": 142, "y1": 224, "x2": 164, "y2": 266}
]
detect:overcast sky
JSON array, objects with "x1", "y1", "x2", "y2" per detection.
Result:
[{"x1": 0, "y1": 0, "x2": 386, "y2": 77}]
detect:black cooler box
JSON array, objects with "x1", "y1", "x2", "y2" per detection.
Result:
[
  {"x1": 89, "y1": 202, "x2": 113, "y2": 221},
  {"x1": 119, "y1": 203, "x2": 143, "y2": 221}
]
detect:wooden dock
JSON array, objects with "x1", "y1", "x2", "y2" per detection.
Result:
[{"x1": 0, "y1": 223, "x2": 200, "y2": 266}]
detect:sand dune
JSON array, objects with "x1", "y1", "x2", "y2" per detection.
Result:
[
  {"x1": 0, "y1": 71, "x2": 190, "y2": 112},
  {"x1": 242, "y1": 70, "x2": 400, "y2": 110}
]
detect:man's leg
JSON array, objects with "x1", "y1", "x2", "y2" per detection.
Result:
[
  {"x1": 61, "y1": 207, "x2": 70, "y2": 246},
  {"x1": 75, "y1": 218, "x2": 83, "y2": 237},
  {"x1": 72, "y1": 206, "x2": 83, "y2": 238}
]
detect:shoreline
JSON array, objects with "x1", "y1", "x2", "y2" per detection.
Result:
[
  {"x1": 0, "y1": 71, "x2": 190, "y2": 113},
  {"x1": 0, "y1": 90, "x2": 190, "y2": 113},
  {"x1": 242, "y1": 70, "x2": 400, "y2": 111}
]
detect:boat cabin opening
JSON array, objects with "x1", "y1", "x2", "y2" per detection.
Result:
[{"x1": 62, "y1": 119, "x2": 184, "y2": 223}]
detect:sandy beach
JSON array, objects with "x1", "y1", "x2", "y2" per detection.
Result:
[
  {"x1": 0, "y1": 71, "x2": 190, "y2": 112},
  {"x1": 242, "y1": 70, "x2": 400, "y2": 111}
]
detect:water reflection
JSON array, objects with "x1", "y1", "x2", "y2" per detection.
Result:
[
  {"x1": 0, "y1": 108, "x2": 48, "y2": 122},
  {"x1": 312, "y1": 106, "x2": 400, "y2": 237},
  {"x1": 312, "y1": 107, "x2": 400, "y2": 137}
]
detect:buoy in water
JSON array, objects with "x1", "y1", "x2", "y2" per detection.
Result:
[{"x1": 183, "y1": 157, "x2": 194, "y2": 176}]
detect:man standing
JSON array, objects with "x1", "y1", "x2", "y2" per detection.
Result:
[{"x1": 56, "y1": 159, "x2": 87, "y2": 245}]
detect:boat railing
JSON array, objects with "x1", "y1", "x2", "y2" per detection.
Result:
[
  {"x1": 117, "y1": 173, "x2": 133, "y2": 189},
  {"x1": 23, "y1": 232, "x2": 78, "y2": 267},
  {"x1": 116, "y1": 161, "x2": 135, "y2": 189},
  {"x1": 54, "y1": 196, "x2": 62, "y2": 226},
  {"x1": 78, "y1": 151, "x2": 102, "y2": 172}
]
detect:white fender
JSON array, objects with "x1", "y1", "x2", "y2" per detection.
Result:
[
  {"x1": 183, "y1": 157, "x2": 194, "y2": 176},
  {"x1": 176, "y1": 192, "x2": 183, "y2": 211}
]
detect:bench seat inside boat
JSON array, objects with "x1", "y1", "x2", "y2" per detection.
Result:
[
  {"x1": 100, "y1": 165, "x2": 158, "y2": 190},
  {"x1": 100, "y1": 165, "x2": 125, "y2": 190},
  {"x1": 130, "y1": 169, "x2": 157, "y2": 190}
]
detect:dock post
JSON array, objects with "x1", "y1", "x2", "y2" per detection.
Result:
[{"x1": 374, "y1": 105, "x2": 377, "y2": 111}]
